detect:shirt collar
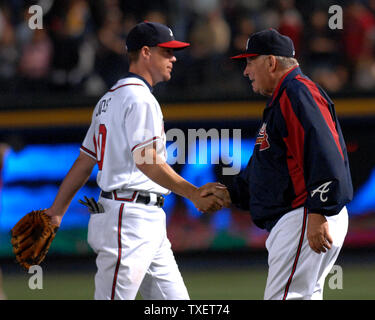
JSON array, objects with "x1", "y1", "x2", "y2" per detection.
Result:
[
  {"x1": 267, "y1": 65, "x2": 301, "y2": 107},
  {"x1": 125, "y1": 72, "x2": 153, "y2": 92}
]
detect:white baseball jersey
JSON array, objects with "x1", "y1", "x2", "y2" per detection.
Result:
[
  {"x1": 84, "y1": 73, "x2": 189, "y2": 300},
  {"x1": 80, "y1": 74, "x2": 169, "y2": 195}
]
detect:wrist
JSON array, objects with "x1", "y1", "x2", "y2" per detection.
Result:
[
  {"x1": 186, "y1": 186, "x2": 199, "y2": 201},
  {"x1": 308, "y1": 211, "x2": 325, "y2": 217},
  {"x1": 46, "y1": 207, "x2": 63, "y2": 218}
]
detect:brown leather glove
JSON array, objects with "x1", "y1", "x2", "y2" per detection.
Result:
[{"x1": 11, "y1": 210, "x2": 59, "y2": 270}]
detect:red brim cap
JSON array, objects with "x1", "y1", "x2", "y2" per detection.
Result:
[
  {"x1": 230, "y1": 53, "x2": 259, "y2": 59},
  {"x1": 157, "y1": 40, "x2": 190, "y2": 49}
]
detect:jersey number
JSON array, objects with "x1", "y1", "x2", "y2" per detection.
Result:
[{"x1": 94, "y1": 124, "x2": 107, "y2": 170}]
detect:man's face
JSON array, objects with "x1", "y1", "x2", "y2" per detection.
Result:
[
  {"x1": 243, "y1": 55, "x2": 273, "y2": 96},
  {"x1": 149, "y1": 47, "x2": 176, "y2": 84}
]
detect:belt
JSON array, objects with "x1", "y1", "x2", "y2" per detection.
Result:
[{"x1": 100, "y1": 190, "x2": 165, "y2": 208}]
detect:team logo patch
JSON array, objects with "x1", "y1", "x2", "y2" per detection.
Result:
[
  {"x1": 311, "y1": 181, "x2": 332, "y2": 202},
  {"x1": 255, "y1": 123, "x2": 270, "y2": 151}
]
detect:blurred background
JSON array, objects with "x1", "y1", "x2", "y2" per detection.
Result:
[{"x1": 0, "y1": 0, "x2": 375, "y2": 299}]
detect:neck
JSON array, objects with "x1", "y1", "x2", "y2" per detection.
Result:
[
  {"x1": 129, "y1": 64, "x2": 154, "y2": 87},
  {"x1": 270, "y1": 65, "x2": 298, "y2": 96}
]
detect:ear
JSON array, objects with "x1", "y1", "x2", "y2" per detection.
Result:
[
  {"x1": 140, "y1": 46, "x2": 151, "y2": 60},
  {"x1": 268, "y1": 55, "x2": 277, "y2": 72}
]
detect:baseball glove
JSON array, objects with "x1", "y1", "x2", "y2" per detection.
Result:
[{"x1": 10, "y1": 210, "x2": 59, "y2": 270}]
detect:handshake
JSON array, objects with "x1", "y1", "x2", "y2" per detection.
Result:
[{"x1": 191, "y1": 182, "x2": 232, "y2": 214}]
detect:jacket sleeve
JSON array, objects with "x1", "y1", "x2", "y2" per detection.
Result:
[
  {"x1": 280, "y1": 81, "x2": 352, "y2": 216},
  {"x1": 226, "y1": 158, "x2": 252, "y2": 211}
]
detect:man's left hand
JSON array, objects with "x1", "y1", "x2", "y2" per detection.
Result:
[{"x1": 307, "y1": 213, "x2": 333, "y2": 254}]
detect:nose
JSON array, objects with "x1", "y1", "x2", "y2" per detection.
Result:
[
  {"x1": 243, "y1": 65, "x2": 249, "y2": 77},
  {"x1": 171, "y1": 55, "x2": 177, "y2": 63}
]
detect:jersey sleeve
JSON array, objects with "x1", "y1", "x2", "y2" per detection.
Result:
[
  {"x1": 80, "y1": 113, "x2": 97, "y2": 160},
  {"x1": 280, "y1": 82, "x2": 352, "y2": 216},
  {"x1": 125, "y1": 100, "x2": 162, "y2": 153}
]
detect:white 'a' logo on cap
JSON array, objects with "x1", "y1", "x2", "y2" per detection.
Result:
[
  {"x1": 169, "y1": 28, "x2": 173, "y2": 37},
  {"x1": 246, "y1": 38, "x2": 250, "y2": 50}
]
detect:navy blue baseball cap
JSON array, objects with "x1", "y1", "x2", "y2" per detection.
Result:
[
  {"x1": 126, "y1": 21, "x2": 190, "y2": 52},
  {"x1": 231, "y1": 28, "x2": 295, "y2": 59}
]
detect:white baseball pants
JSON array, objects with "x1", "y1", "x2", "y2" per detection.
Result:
[
  {"x1": 264, "y1": 206, "x2": 348, "y2": 300},
  {"x1": 87, "y1": 198, "x2": 189, "y2": 300}
]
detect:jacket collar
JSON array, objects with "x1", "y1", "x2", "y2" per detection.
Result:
[{"x1": 267, "y1": 65, "x2": 301, "y2": 107}]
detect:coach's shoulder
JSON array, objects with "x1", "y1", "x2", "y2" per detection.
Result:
[
  {"x1": 286, "y1": 75, "x2": 306, "y2": 90},
  {"x1": 284, "y1": 75, "x2": 313, "y2": 100}
]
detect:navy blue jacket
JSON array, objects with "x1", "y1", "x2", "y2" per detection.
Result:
[{"x1": 228, "y1": 66, "x2": 353, "y2": 231}]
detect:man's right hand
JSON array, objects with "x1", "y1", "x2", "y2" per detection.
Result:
[
  {"x1": 190, "y1": 187, "x2": 224, "y2": 213},
  {"x1": 199, "y1": 182, "x2": 232, "y2": 208}
]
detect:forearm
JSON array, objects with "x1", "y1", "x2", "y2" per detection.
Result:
[
  {"x1": 49, "y1": 152, "x2": 96, "y2": 217},
  {"x1": 134, "y1": 146, "x2": 225, "y2": 213},
  {"x1": 137, "y1": 160, "x2": 198, "y2": 200},
  {"x1": 134, "y1": 146, "x2": 197, "y2": 200}
]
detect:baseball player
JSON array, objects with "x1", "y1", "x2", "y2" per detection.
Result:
[
  {"x1": 45, "y1": 21, "x2": 224, "y2": 300},
  {"x1": 202, "y1": 29, "x2": 353, "y2": 300}
]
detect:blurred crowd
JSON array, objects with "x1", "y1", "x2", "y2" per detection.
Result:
[{"x1": 1, "y1": 0, "x2": 375, "y2": 101}]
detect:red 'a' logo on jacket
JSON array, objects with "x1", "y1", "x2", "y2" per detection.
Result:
[{"x1": 255, "y1": 123, "x2": 270, "y2": 151}]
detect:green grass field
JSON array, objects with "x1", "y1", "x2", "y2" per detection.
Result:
[{"x1": 2, "y1": 264, "x2": 374, "y2": 300}]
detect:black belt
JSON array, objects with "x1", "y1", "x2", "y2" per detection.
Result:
[{"x1": 101, "y1": 190, "x2": 164, "y2": 208}]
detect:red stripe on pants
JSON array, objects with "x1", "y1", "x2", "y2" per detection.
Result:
[
  {"x1": 111, "y1": 203, "x2": 124, "y2": 300},
  {"x1": 283, "y1": 208, "x2": 308, "y2": 300}
]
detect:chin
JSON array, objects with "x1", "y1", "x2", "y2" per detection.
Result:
[{"x1": 251, "y1": 85, "x2": 259, "y2": 94}]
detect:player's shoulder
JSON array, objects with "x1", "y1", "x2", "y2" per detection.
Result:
[
  {"x1": 103, "y1": 77, "x2": 159, "y2": 112},
  {"x1": 110, "y1": 78, "x2": 150, "y2": 95}
]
